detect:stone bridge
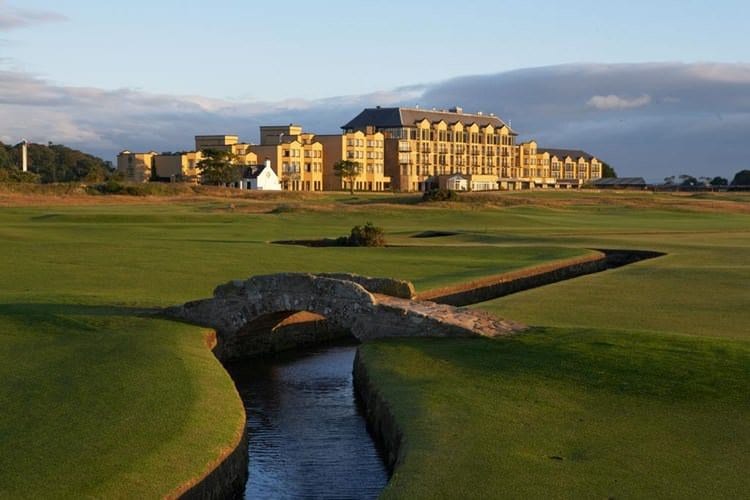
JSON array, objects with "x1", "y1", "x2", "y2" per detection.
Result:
[{"x1": 164, "y1": 273, "x2": 525, "y2": 361}]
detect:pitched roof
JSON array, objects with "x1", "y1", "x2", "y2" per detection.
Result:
[
  {"x1": 539, "y1": 148, "x2": 597, "y2": 161},
  {"x1": 241, "y1": 164, "x2": 273, "y2": 179},
  {"x1": 342, "y1": 107, "x2": 514, "y2": 133},
  {"x1": 590, "y1": 177, "x2": 646, "y2": 186}
]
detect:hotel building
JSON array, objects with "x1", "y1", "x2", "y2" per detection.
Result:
[
  {"x1": 342, "y1": 106, "x2": 518, "y2": 192},
  {"x1": 194, "y1": 135, "x2": 258, "y2": 165},
  {"x1": 116, "y1": 151, "x2": 157, "y2": 183},
  {"x1": 117, "y1": 106, "x2": 604, "y2": 191},
  {"x1": 250, "y1": 125, "x2": 324, "y2": 191},
  {"x1": 316, "y1": 129, "x2": 390, "y2": 191}
]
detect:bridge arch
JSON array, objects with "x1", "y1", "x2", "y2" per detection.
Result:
[{"x1": 165, "y1": 273, "x2": 523, "y2": 362}]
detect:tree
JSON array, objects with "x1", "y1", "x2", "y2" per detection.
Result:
[
  {"x1": 0, "y1": 143, "x2": 11, "y2": 169},
  {"x1": 709, "y1": 176, "x2": 728, "y2": 187},
  {"x1": 281, "y1": 171, "x2": 300, "y2": 191},
  {"x1": 731, "y1": 170, "x2": 750, "y2": 186},
  {"x1": 663, "y1": 175, "x2": 676, "y2": 185},
  {"x1": 197, "y1": 149, "x2": 239, "y2": 186},
  {"x1": 333, "y1": 160, "x2": 361, "y2": 194},
  {"x1": 679, "y1": 174, "x2": 698, "y2": 187},
  {"x1": 601, "y1": 161, "x2": 617, "y2": 178}
]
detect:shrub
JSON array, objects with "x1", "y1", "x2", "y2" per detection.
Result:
[
  {"x1": 347, "y1": 222, "x2": 386, "y2": 247},
  {"x1": 422, "y1": 188, "x2": 459, "y2": 202},
  {"x1": 0, "y1": 169, "x2": 41, "y2": 184}
]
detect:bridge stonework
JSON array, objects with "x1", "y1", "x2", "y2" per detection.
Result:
[{"x1": 164, "y1": 273, "x2": 525, "y2": 361}]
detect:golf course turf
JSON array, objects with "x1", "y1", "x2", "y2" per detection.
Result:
[{"x1": 0, "y1": 189, "x2": 748, "y2": 497}]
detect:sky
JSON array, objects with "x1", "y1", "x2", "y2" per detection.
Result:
[{"x1": 1, "y1": 0, "x2": 749, "y2": 180}]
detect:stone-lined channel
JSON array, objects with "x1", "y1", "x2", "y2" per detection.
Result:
[{"x1": 225, "y1": 339, "x2": 388, "y2": 499}]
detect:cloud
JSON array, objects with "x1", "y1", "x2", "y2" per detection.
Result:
[
  {"x1": 0, "y1": 62, "x2": 748, "y2": 181},
  {"x1": 0, "y1": 1, "x2": 67, "y2": 31},
  {"x1": 416, "y1": 63, "x2": 750, "y2": 179},
  {"x1": 586, "y1": 94, "x2": 651, "y2": 110}
]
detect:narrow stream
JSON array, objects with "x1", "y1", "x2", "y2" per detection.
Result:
[{"x1": 226, "y1": 340, "x2": 389, "y2": 499}]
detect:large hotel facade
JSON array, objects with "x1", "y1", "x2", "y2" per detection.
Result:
[{"x1": 117, "y1": 106, "x2": 604, "y2": 191}]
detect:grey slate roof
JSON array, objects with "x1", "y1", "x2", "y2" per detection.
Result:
[
  {"x1": 342, "y1": 107, "x2": 514, "y2": 133},
  {"x1": 590, "y1": 177, "x2": 646, "y2": 186},
  {"x1": 241, "y1": 164, "x2": 268, "y2": 179},
  {"x1": 540, "y1": 148, "x2": 597, "y2": 161}
]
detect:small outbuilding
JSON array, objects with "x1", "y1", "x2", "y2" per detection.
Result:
[{"x1": 235, "y1": 160, "x2": 282, "y2": 190}]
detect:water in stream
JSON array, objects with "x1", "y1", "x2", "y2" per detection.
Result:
[{"x1": 226, "y1": 340, "x2": 389, "y2": 499}]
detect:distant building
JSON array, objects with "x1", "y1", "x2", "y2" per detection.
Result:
[
  {"x1": 542, "y1": 148, "x2": 603, "y2": 182},
  {"x1": 589, "y1": 177, "x2": 646, "y2": 189},
  {"x1": 512, "y1": 141, "x2": 604, "y2": 189},
  {"x1": 316, "y1": 130, "x2": 390, "y2": 191},
  {"x1": 250, "y1": 125, "x2": 324, "y2": 191},
  {"x1": 342, "y1": 106, "x2": 514, "y2": 192},
  {"x1": 117, "y1": 105, "x2": 607, "y2": 192},
  {"x1": 195, "y1": 135, "x2": 258, "y2": 165},
  {"x1": 233, "y1": 161, "x2": 282, "y2": 191},
  {"x1": 117, "y1": 151, "x2": 157, "y2": 183},
  {"x1": 152, "y1": 151, "x2": 203, "y2": 183}
]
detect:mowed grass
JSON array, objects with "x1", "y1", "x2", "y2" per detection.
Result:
[
  {"x1": 361, "y1": 331, "x2": 750, "y2": 499},
  {"x1": 355, "y1": 192, "x2": 750, "y2": 498},
  {"x1": 0, "y1": 200, "x2": 583, "y2": 497}
]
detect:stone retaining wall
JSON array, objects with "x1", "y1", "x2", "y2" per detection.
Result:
[
  {"x1": 171, "y1": 425, "x2": 249, "y2": 500},
  {"x1": 416, "y1": 250, "x2": 663, "y2": 307},
  {"x1": 352, "y1": 348, "x2": 403, "y2": 473}
]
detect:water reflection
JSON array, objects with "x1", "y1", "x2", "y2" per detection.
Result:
[{"x1": 226, "y1": 340, "x2": 388, "y2": 499}]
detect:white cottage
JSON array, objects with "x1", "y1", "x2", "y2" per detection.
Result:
[{"x1": 236, "y1": 160, "x2": 282, "y2": 191}]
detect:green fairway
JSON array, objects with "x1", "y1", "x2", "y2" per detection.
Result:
[
  {"x1": 361, "y1": 331, "x2": 750, "y2": 499},
  {"x1": 0, "y1": 197, "x2": 584, "y2": 497},
  {"x1": 1, "y1": 191, "x2": 748, "y2": 497},
  {"x1": 354, "y1": 192, "x2": 750, "y2": 498}
]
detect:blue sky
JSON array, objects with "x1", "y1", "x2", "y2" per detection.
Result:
[
  {"x1": 5, "y1": 0, "x2": 750, "y2": 100},
  {"x1": 1, "y1": 0, "x2": 749, "y2": 180}
]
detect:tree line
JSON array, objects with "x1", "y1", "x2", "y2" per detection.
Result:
[
  {"x1": 0, "y1": 141, "x2": 112, "y2": 183},
  {"x1": 663, "y1": 171, "x2": 750, "y2": 187}
]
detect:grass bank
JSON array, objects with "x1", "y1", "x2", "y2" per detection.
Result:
[
  {"x1": 0, "y1": 197, "x2": 585, "y2": 496},
  {"x1": 356, "y1": 191, "x2": 750, "y2": 498},
  {"x1": 361, "y1": 331, "x2": 750, "y2": 498}
]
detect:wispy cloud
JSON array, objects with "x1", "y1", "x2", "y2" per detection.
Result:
[
  {"x1": 586, "y1": 94, "x2": 651, "y2": 110},
  {"x1": 0, "y1": 1, "x2": 67, "y2": 31},
  {"x1": 0, "y1": 62, "x2": 748, "y2": 180}
]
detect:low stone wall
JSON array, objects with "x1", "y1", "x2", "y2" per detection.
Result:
[
  {"x1": 352, "y1": 348, "x2": 403, "y2": 473},
  {"x1": 416, "y1": 250, "x2": 663, "y2": 307},
  {"x1": 318, "y1": 273, "x2": 415, "y2": 299}
]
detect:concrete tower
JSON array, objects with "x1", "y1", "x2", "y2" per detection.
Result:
[{"x1": 21, "y1": 140, "x2": 28, "y2": 172}]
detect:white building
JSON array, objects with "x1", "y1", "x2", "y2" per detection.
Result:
[{"x1": 236, "y1": 160, "x2": 282, "y2": 191}]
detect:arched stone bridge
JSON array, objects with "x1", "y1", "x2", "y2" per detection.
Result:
[{"x1": 164, "y1": 273, "x2": 525, "y2": 361}]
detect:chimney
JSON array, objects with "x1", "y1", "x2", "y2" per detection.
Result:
[{"x1": 265, "y1": 159, "x2": 271, "y2": 169}]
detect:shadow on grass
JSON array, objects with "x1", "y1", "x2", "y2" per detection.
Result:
[
  {"x1": 336, "y1": 195, "x2": 424, "y2": 206},
  {"x1": 0, "y1": 302, "x2": 160, "y2": 318}
]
